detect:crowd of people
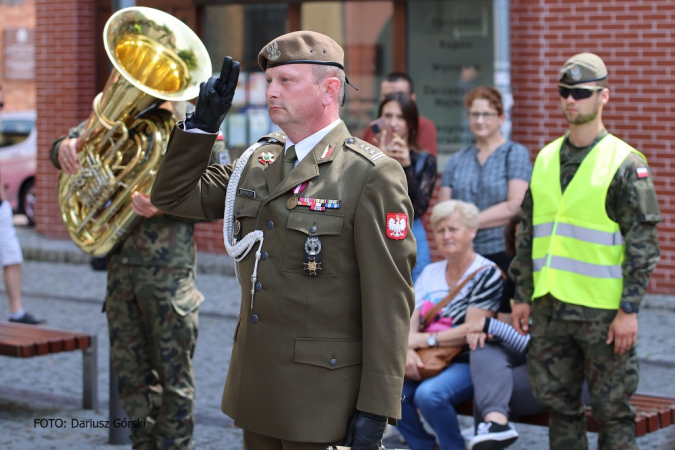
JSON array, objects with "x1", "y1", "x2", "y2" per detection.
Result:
[{"x1": 3, "y1": 27, "x2": 661, "y2": 450}]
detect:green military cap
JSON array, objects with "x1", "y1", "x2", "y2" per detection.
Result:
[
  {"x1": 258, "y1": 30, "x2": 345, "y2": 71},
  {"x1": 558, "y1": 52, "x2": 608, "y2": 85}
]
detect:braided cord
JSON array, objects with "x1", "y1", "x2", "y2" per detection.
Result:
[{"x1": 223, "y1": 139, "x2": 277, "y2": 308}]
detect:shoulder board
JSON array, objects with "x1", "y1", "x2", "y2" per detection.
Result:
[
  {"x1": 259, "y1": 131, "x2": 288, "y2": 146},
  {"x1": 343, "y1": 137, "x2": 388, "y2": 164}
]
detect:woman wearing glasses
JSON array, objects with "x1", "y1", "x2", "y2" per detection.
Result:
[{"x1": 438, "y1": 87, "x2": 532, "y2": 277}]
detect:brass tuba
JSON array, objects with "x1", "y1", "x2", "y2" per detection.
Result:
[{"x1": 57, "y1": 7, "x2": 212, "y2": 257}]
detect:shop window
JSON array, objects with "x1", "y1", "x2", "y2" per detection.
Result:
[{"x1": 408, "y1": 0, "x2": 495, "y2": 163}]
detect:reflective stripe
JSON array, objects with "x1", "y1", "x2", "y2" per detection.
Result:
[
  {"x1": 555, "y1": 223, "x2": 624, "y2": 246},
  {"x1": 533, "y1": 257, "x2": 547, "y2": 272},
  {"x1": 534, "y1": 254, "x2": 622, "y2": 279},
  {"x1": 533, "y1": 222, "x2": 624, "y2": 245},
  {"x1": 533, "y1": 222, "x2": 554, "y2": 238}
]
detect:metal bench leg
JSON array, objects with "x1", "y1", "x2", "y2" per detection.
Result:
[
  {"x1": 82, "y1": 334, "x2": 99, "y2": 410},
  {"x1": 109, "y1": 358, "x2": 132, "y2": 445}
]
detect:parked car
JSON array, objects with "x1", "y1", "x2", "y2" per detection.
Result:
[{"x1": 0, "y1": 110, "x2": 36, "y2": 225}]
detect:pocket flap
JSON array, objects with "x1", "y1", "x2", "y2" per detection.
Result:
[
  {"x1": 234, "y1": 196, "x2": 263, "y2": 219},
  {"x1": 287, "y1": 211, "x2": 344, "y2": 236},
  {"x1": 294, "y1": 338, "x2": 362, "y2": 370}
]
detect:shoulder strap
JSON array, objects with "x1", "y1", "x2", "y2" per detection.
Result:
[
  {"x1": 421, "y1": 264, "x2": 494, "y2": 329},
  {"x1": 414, "y1": 151, "x2": 428, "y2": 177}
]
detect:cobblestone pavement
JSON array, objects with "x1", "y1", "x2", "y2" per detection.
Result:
[{"x1": 0, "y1": 222, "x2": 674, "y2": 449}]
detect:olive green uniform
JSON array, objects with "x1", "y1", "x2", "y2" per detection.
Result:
[
  {"x1": 509, "y1": 129, "x2": 661, "y2": 449},
  {"x1": 150, "y1": 121, "x2": 416, "y2": 445},
  {"x1": 50, "y1": 124, "x2": 229, "y2": 450}
]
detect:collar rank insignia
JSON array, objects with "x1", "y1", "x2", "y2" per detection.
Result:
[{"x1": 258, "y1": 152, "x2": 275, "y2": 165}]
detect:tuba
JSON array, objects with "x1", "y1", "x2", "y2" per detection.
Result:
[{"x1": 57, "y1": 7, "x2": 212, "y2": 257}]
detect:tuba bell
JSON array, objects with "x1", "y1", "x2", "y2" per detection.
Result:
[{"x1": 57, "y1": 7, "x2": 212, "y2": 257}]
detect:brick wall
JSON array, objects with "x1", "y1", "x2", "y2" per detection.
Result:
[
  {"x1": 35, "y1": 0, "x2": 97, "y2": 239},
  {"x1": 510, "y1": 0, "x2": 674, "y2": 294},
  {"x1": 0, "y1": 0, "x2": 36, "y2": 111}
]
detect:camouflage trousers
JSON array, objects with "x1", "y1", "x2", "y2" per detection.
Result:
[
  {"x1": 528, "y1": 307, "x2": 639, "y2": 450},
  {"x1": 106, "y1": 254, "x2": 202, "y2": 450}
]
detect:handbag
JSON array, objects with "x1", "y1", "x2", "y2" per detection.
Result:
[{"x1": 411, "y1": 265, "x2": 493, "y2": 380}]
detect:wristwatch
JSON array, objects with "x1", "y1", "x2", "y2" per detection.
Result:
[
  {"x1": 619, "y1": 301, "x2": 639, "y2": 314},
  {"x1": 427, "y1": 332, "x2": 438, "y2": 347}
]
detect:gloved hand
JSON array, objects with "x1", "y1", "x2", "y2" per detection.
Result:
[
  {"x1": 185, "y1": 56, "x2": 240, "y2": 133},
  {"x1": 343, "y1": 411, "x2": 387, "y2": 450}
]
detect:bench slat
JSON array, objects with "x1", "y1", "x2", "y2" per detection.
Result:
[{"x1": 0, "y1": 323, "x2": 91, "y2": 358}]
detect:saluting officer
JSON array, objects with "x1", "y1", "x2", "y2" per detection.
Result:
[
  {"x1": 151, "y1": 31, "x2": 416, "y2": 450},
  {"x1": 509, "y1": 53, "x2": 661, "y2": 449}
]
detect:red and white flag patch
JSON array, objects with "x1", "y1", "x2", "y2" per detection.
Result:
[
  {"x1": 386, "y1": 213, "x2": 408, "y2": 240},
  {"x1": 636, "y1": 167, "x2": 649, "y2": 178}
]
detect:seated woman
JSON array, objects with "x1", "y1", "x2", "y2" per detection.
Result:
[
  {"x1": 398, "y1": 200, "x2": 504, "y2": 450},
  {"x1": 464, "y1": 213, "x2": 539, "y2": 450},
  {"x1": 375, "y1": 92, "x2": 437, "y2": 282}
]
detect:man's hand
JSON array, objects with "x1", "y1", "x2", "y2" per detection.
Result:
[
  {"x1": 511, "y1": 302, "x2": 531, "y2": 336},
  {"x1": 131, "y1": 192, "x2": 163, "y2": 218},
  {"x1": 607, "y1": 309, "x2": 638, "y2": 355},
  {"x1": 343, "y1": 411, "x2": 386, "y2": 450},
  {"x1": 404, "y1": 348, "x2": 423, "y2": 381},
  {"x1": 58, "y1": 138, "x2": 81, "y2": 174},
  {"x1": 185, "y1": 56, "x2": 240, "y2": 133}
]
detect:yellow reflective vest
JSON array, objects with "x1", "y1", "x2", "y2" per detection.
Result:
[{"x1": 530, "y1": 134, "x2": 645, "y2": 309}]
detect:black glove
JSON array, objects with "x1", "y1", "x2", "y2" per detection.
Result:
[
  {"x1": 185, "y1": 56, "x2": 240, "y2": 133},
  {"x1": 343, "y1": 411, "x2": 387, "y2": 450}
]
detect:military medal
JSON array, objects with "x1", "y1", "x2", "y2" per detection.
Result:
[
  {"x1": 303, "y1": 236, "x2": 322, "y2": 275},
  {"x1": 287, "y1": 181, "x2": 308, "y2": 210},
  {"x1": 297, "y1": 197, "x2": 341, "y2": 212},
  {"x1": 258, "y1": 152, "x2": 275, "y2": 165}
]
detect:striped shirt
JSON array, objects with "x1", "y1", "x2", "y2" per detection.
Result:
[
  {"x1": 415, "y1": 255, "x2": 503, "y2": 326},
  {"x1": 485, "y1": 317, "x2": 530, "y2": 353}
]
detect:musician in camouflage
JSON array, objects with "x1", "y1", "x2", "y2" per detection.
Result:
[
  {"x1": 509, "y1": 53, "x2": 661, "y2": 449},
  {"x1": 50, "y1": 103, "x2": 229, "y2": 450}
]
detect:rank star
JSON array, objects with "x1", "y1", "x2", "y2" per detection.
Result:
[{"x1": 303, "y1": 258, "x2": 322, "y2": 275}]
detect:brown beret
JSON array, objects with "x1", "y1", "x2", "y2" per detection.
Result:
[
  {"x1": 559, "y1": 52, "x2": 608, "y2": 85},
  {"x1": 258, "y1": 31, "x2": 345, "y2": 72}
]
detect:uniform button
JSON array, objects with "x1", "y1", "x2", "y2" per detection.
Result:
[
  {"x1": 346, "y1": 138, "x2": 355, "y2": 144},
  {"x1": 267, "y1": 220, "x2": 274, "y2": 230},
  {"x1": 310, "y1": 225, "x2": 317, "y2": 233},
  {"x1": 122, "y1": 257, "x2": 129, "y2": 264},
  {"x1": 329, "y1": 358, "x2": 337, "y2": 367},
  {"x1": 260, "y1": 251, "x2": 269, "y2": 261},
  {"x1": 250, "y1": 314, "x2": 259, "y2": 324},
  {"x1": 254, "y1": 282, "x2": 262, "y2": 291},
  {"x1": 237, "y1": 207, "x2": 243, "y2": 214}
]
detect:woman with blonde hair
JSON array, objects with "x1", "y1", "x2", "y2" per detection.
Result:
[{"x1": 398, "y1": 200, "x2": 503, "y2": 450}]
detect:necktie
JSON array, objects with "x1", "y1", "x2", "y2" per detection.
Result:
[{"x1": 282, "y1": 145, "x2": 297, "y2": 179}]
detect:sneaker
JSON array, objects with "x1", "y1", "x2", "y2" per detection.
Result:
[
  {"x1": 9, "y1": 312, "x2": 46, "y2": 325},
  {"x1": 468, "y1": 421, "x2": 519, "y2": 450}
]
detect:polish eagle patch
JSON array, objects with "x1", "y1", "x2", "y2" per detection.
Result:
[{"x1": 386, "y1": 213, "x2": 408, "y2": 240}]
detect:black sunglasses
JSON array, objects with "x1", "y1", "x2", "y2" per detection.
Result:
[{"x1": 558, "y1": 86, "x2": 604, "y2": 100}]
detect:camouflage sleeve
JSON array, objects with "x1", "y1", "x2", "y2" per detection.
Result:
[
  {"x1": 607, "y1": 153, "x2": 662, "y2": 306},
  {"x1": 509, "y1": 187, "x2": 534, "y2": 304},
  {"x1": 49, "y1": 123, "x2": 86, "y2": 170}
]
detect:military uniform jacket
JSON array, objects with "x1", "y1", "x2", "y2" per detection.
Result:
[{"x1": 151, "y1": 121, "x2": 416, "y2": 442}]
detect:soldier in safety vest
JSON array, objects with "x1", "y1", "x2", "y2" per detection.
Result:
[
  {"x1": 509, "y1": 53, "x2": 661, "y2": 449},
  {"x1": 151, "y1": 31, "x2": 415, "y2": 450}
]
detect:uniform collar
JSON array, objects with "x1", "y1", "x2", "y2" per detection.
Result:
[{"x1": 285, "y1": 119, "x2": 341, "y2": 163}]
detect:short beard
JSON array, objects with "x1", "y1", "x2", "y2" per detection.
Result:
[{"x1": 565, "y1": 109, "x2": 598, "y2": 125}]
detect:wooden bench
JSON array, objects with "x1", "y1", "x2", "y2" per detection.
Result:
[
  {"x1": 0, "y1": 322, "x2": 98, "y2": 410},
  {"x1": 457, "y1": 393, "x2": 675, "y2": 437}
]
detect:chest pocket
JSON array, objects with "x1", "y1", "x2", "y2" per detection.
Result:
[
  {"x1": 283, "y1": 211, "x2": 344, "y2": 277},
  {"x1": 233, "y1": 196, "x2": 263, "y2": 242}
]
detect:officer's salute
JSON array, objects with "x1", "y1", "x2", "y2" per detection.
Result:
[
  {"x1": 151, "y1": 31, "x2": 416, "y2": 450},
  {"x1": 509, "y1": 53, "x2": 661, "y2": 449}
]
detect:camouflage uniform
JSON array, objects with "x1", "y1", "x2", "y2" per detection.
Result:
[
  {"x1": 509, "y1": 129, "x2": 661, "y2": 450},
  {"x1": 50, "y1": 120, "x2": 229, "y2": 450}
]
